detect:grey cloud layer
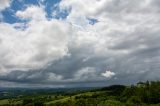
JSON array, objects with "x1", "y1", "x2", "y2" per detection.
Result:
[{"x1": 0, "y1": 0, "x2": 160, "y2": 87}]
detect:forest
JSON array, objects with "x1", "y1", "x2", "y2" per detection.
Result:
[{"x1": 0, "y1": 81, "x2": 160, "y2": 106}]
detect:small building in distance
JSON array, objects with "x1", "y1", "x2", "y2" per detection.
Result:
[{"x1": 137, "y1": 81, "x2": 146, "y2": 87}]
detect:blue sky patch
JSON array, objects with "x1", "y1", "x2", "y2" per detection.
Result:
[
  {"x1": 87, "y1": 18, "x2": 98, "y2": 25},
  {"x1": 1, "y1": 0, "x2": 68, "y2": 24}
]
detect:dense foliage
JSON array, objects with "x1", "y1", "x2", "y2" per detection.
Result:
[{"x1": 0, "y1": 81, "x2": 160, "y2": 106}]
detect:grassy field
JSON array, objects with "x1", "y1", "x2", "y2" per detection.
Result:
[
  {"x1": 45, "y1": 91, "x2": 104, "y2": 105},
  {"x1": 0, "y1": 99, "x2": 9, "y2": 105},
  {"x1": 0, "y1": 99, "x2": 22, "y2": 105}
]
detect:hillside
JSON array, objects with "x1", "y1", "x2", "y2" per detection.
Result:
[{"x1": 0, "y1": 81, "x2": 160, "y2": 106}]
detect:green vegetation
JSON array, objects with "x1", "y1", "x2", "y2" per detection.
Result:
[{"x1": 0, "y1": 81, "x2": 160, "y2": 106}]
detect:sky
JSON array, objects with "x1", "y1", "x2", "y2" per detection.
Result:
[{"x1": 0, "y1": 0, "x2": 160, "y2": 88}]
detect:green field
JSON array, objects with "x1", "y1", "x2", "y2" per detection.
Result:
[{"x1": 0, "y1": 81, "x2": 160, "y2": 106}]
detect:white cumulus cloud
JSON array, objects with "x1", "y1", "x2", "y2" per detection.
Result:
[
  {"x1": 101, "y1": 71, "x2": 115, "y2": 78},
  {"x1": 0, "y1": 5, "x2": 71, "y2": 75}
]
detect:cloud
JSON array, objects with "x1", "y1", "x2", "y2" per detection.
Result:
[
  {"x1": 101, "y1": 71, "x2": 115, "y2": 78},
  {"x1": 0, "y1": 0, "x2": 11, "y2": 11},
  {"x1": 73, "y1": 67, "x2": 101, "y2": 81},
  {"x1": 47, "y1": 72, "x2": 63, "y2": 82},
  {"x1": 56, "y1": 0, "x2": 160, "y2": 85},
  {"x1": 0, "y1": 0, "x2": 160, "y2": 87},
  {"x1": 0, "y1": 0, "x2": 12, "y2": 20},
  {"x1": 0, "y1": 5, "x2": 71, "y2": 75},
  {"x1": 16, "y1": 5, "x2": 46, "y2": 21}
]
